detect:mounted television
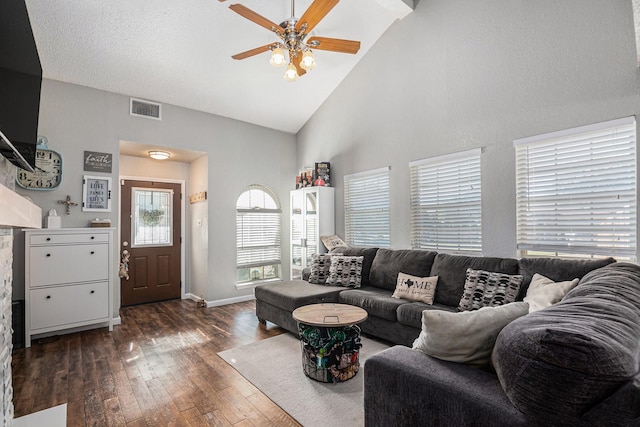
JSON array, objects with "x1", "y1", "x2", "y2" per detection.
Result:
[
  {"x1": 0, "y1": 129, "x2": 35, "y2": 172},
  {"x1": 0, "y1": 0, "x2": 42, "y2": 172}
]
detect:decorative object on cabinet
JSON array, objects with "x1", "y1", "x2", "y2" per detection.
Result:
[
  {"x1": 45, "y1": 209, "x2": 62, "y2": 228},
  {"x1": 290, "y1": 186, "x2": 335, "y2": 280},
  {"x1": 15, "y1": 136, "x2": 63, "y2": 190},
  {"x1": 24, "y1": 228, "x2": 114, "y2": 347},
  {"x1": 314, "y1": 162, "x2": 331, "y2": 186},
  {"x1": 57, "y1": 195, "x2": 79, "y2": 215},
  {"x1": 82, "y1": 175, "x2": 112, "y2": 212}
]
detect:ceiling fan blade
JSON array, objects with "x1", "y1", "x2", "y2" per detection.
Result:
[
  {"x1": 307, "y1": 37, "x2": 360, "y2": 54},
  {"x1": 296, "y1": 0, "x2": 339, "y2": 34},
  {"x1": 232, "y1": 44, "x2": 275, "y2": 60},
  {"x1": 229, "y1": 4, "x2": 284, "y2": 35}
]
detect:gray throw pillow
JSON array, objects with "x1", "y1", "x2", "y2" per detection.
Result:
[
  {"x1": 413, "y1": 302, "x2": 529, "y2": 367},
  {"x1": 326, "y1": 255, "x2": 364, "y2": 288},
  {"x1": 458, "y1": 268, "x2": 523, "y2": 311},
  {"x1": 308, "y1": 253, "x2": 334, "y2": 284}
]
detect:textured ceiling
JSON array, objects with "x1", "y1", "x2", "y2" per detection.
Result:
[{"x1": 25, "y1": 0, "x2": 412, "y2": 134}]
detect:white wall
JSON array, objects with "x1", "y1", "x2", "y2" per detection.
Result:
[
  {"x1": 189, "y1": 155, "x2": 209, "y2": 300},
  {"x1": 13, "y1": 79, "x2": 297, "y2": 314},
  {"x1": 297, "y1": 0, "x2": 640, "y2": 257}
]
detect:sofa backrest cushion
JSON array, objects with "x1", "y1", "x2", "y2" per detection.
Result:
[
  {"x1": 429, "y1": 254, "x2": 519, "y2": 307},
  {"x1": 330, "y1": 246, "x2": 379, "y2": 286},
  {"x1": 492, "y1": 263, "x2": 640, "y2": 424},
  {"x1": 517, "y1": 257, "x2": 616, "y2": 300},
  {"x1": 369, "y1": 249, "x2": 437, "y2": 291}
]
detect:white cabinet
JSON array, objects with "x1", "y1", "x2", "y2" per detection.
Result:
[
  {"x1": 290, "y1": 187, "x2": 335, "y2": 280},
  {"x1": 24, "y1": 228, "x2": 114, "y2": 347}
]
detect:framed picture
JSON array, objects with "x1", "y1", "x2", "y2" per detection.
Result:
[{"x1": 82, "y1": 175, "x2": 112, "y2": 212}]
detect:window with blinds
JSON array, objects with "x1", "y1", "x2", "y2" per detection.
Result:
[
  {"x1": 515, "y1": 116, "x2": 637, "y2": 259},
  {"x1": 410, "y1": 149, "x2": 482, "y2": 254},
  {"x1": 236, "y1": 185, "x2": 282, "y2": 285},
  {"x1": 344, "y1": 167, "x2": 390, "y2": 247}
]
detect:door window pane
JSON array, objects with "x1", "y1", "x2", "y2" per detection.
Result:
[{"x1": 132, "y1": 188, "x2": 173, "y2": 247}]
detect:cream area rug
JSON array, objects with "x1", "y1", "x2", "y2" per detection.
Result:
[{"x1": 218, "y1": 333, "x2": 390, "y2": 427}]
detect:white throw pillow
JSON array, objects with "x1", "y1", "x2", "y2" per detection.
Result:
[
  {"x1": 523, "y1": 273, "x2": 579, "y2": 313},
  {"x1": 412, "y1": 302, "x2": 529, "y2": 367},
  {"x1": 392, "y1": 272, "x2": 438, "y2": 304}
]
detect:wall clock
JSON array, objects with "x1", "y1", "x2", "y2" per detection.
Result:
[{"x1": 15, "y1": 136, "x2": 63, "y2": 190}]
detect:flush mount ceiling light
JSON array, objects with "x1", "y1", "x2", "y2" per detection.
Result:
[
  {"x1": 148, "y1": 150, "x2": 170, "y2": 160},
  {"x1": 224, "y1": 0, "x2": 360, "y2": 82}
]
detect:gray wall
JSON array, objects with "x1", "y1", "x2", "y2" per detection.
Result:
[
  {"x1": 297, "y1": 0, "x2": 640, "y2": 257},
  {"x1": 13, "y1": 79, "x2": 296, "y2": 313}
]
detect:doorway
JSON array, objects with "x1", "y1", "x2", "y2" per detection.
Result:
[{"x1": 120, "y1": 179, "x2": 182, "y2": 306}]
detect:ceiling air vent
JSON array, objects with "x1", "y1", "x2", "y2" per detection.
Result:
[{"x1": 130, "y1": 98, "x2": 162, "y2": 120}]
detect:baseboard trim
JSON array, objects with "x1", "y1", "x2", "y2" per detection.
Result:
[
  {"x1": 112, "y1": 316, "x2": 122, "y2": 326},
  {"x1": 183, "y1": 292, "x2": 254, "y2": 308}
]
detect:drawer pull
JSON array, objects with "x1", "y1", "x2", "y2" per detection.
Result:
[
  {"x1": 46, "y1": 295, "x2": 51, "y2": 299},
  {"x1": 90, "y1": 251, "x2": 95, "y2": 255},
  {"x1": 46, "y1": 237, "x2": 51, "y2": 241},
  {"x1": 91, "y1": 236, "x2": 95, "y2": 240},
  {"x1": 46, "y1": 253, "x2": 51, "y2": 257},
  {"x1": 90, "y1": 290, "x2": 95, "y2": 294}
]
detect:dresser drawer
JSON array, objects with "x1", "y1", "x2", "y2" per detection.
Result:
[
  {"x1": 30, "y1": 282, "x2": 109, "y2": 330},
  {"x1": 29, "y1": 244, "x2": 109, "y2": 287},
  {"x1": 29, "y1": 232, "x2": 109, "y2": 245}
]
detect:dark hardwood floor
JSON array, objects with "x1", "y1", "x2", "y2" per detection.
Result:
[{"x1": 12, "y1": 299, "x2": 302, "y2": 426}]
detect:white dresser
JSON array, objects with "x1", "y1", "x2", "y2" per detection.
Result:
[{"x1": 24, "y1": 228, "x2": 114, "y2": 347}]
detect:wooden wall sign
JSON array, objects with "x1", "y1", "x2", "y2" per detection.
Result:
[
  {"x1": 84, "y1": 151, "x2": 113, "y2": 173},
  {"x1": 189, "y1": 191, "x2": 207, "y2": 204}
]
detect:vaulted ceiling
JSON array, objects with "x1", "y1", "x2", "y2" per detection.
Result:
[{"x1": 25, "y1": 0, "x2": 413, "y2": 134}]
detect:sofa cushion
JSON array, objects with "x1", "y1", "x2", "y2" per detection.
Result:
[
  {"x1": 330, "y1": 246, "x2": 378, "y2": 286},
  {"x1": 517, "y1": 256, "x2": 616, "y2": 299},
  {"x1": 391, "y1": 272, "x2": 438, "y2": 304},
  {"x1": 523, "y1": 273, "x2": 579, "y2": 313},
  {"x1": 396, "y1": 301, "x2": 458, "y2": 329},
  {"x1": 338, "y1": 287, "x2": 405, "y2": 321},
  {"x1": 458, "y1": 269, "x2": 523, "y2": 311},
  {"x1": 326, "y1": 255, "x2": 364, "y2": 288},
  {"x1": 430, "y1": 254, "x2": 519, "y2": 307},
  {"x1": 254, "y1": 280, "x2": 343, "y2": 312},
  {"x1": 413, "y1": 302, "x2": 529, "y2": 367},
  {"x1": 369, "y1": 249, "x2": 437, "y2": 291},
  {"x1": 492, "y1": 263, "x2": 640, "y2": 422}
]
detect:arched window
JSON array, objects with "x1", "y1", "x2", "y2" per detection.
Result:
[{"x1": 236, "y1": 185, "x2": 282, "y2": 285}]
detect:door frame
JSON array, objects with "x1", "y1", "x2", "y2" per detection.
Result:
[{"x1": 119, "y1": 175, "x2": 186, "y2": 301}]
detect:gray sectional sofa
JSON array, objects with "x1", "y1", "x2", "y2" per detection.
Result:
[
  {"x1": 255, "y1": 246, "x2": 615, "y2": 346},
  {"x1": 365, "y1": 262, "x2": 640, "y2": 426},
  {"x1": 254, "y1": 246, "x2": 640, "y2": 426}
]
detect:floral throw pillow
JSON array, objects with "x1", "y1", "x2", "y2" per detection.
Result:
[
  {"x1": 392, "y1": 272, "x2": 439, "y2": 304},
  {"x1": 458, "y1": 268, "x2": 523, "y2": 311},
  {"x1": 308, "y1": 253, "x2": 333, "y2": 284},
  {"x1": 326, "y1": 255, "x2": 364, "y2": 288}
]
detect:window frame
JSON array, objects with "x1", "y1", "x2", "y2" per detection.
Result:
[
  {"x1": 409, "y1": 148, "x2": 482, "y2": 254},
  {"x1": 235, "y1": 184, "x2": 282, "y2": 287},
  {"x1": 514, "y1": 116, "x2": 637, "y2": 260},
  {"x1": 344, "y1": 166, "x2": 391, "y2": 248}
]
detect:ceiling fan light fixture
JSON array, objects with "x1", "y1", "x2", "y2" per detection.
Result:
[
  {"x1": 269, "y1": 47, "x2": 286, "y2": 67},
  {"x1": 300, "y1": 50, "x2": 316, "y2": 70},
  {"x1": 284, "y1": 62, "x2": 299, "y2": 82},
  {"x1": 148, "y1": 150, "x2": 170, "y2": 160}
]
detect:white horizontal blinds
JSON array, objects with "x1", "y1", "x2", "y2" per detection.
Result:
[
  {"x1": 515, "y1": 117, "x2": 637, "y2": 258},
  {"x1": 410, "y1": 149, "x2": 482, "y2": 254},
  {"x1": 236, "y1": 185, "x2": 282, "y2": 269},
  {"x1": 344, "y1": 167, "x2": 390, "y2": 247}
]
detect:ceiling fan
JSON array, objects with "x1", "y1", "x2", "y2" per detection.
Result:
[{"x1": 221, "y1": 0, "x2": 361, "y2": 81}]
